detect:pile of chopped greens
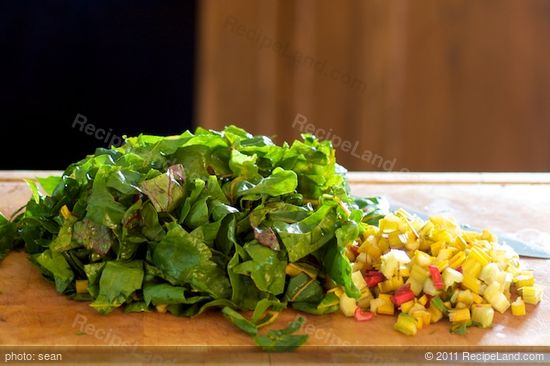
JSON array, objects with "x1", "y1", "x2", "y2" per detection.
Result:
[{"x1": 0, "y1": 126, "x2": 387, "y2": 351}]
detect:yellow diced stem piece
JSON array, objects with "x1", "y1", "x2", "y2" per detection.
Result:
[
  {"x1": 471, "y1": 305, "x2": 494, "y2": 328},
  {"x1": 462, "y1": 258, "x2": 482, "y2": 278},
  {"x1": 428, "y1": 305, "x2": 443, "y2": 323},
  {"x1": 156, "y1": 304, "x2": 168, "y2": 313},
  {"x1": 522, "y1": 286, "x2": 543, "y2": 305},
  {"x1": 449, "y1": 308, "x2": 471, "y2": 323},
  {"x1": 75, "y1": 280, "x2": 88, "y2": 294},
  {"x1": 60, "y1": 205, "x2": 71, "y2": 219},
  {"x1": 472, "y1": 293, "x2": 484, "y2": 304},
  {"x1": 462, "y1": 275, "x2": 481, "y2": 294},
  {"x1": 449, "y1": 251, "x2": 466, "y2": 269},
  {"x1": 511, "y1": 297, "x2": 526, "y2": 316},
  {"x1": 468, "y1": 247, "x2": 490, "y2": 266},
  {"x1": 431, "y1": 241, "x2": 443, "y2": 257},
  {"x1": 457, "y1": 290, "x2": 474, "y2": 306},
  {"x1": 400, "y1": 300, "x2": 415, "y2": 313},
  {"x1": 394, "y1": 313, "x2": 417, "y2": 336},
  {"x1": 377, "y1": 303, "x2": 395, "y2": 315},
  {"x1": 436, "y1": 260, "x2": 449, "y2": 272},
  {"x1": 515, "y1": 274, "x2": 534, "y2": 287},
  {"x1": 328, "y1": 287, "x2": 344, "y2": 298}
]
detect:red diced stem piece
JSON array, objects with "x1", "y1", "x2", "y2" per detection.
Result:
[
  {"x1": 394, "y1": 283, "x2": 411, "y2": 296},
  {"x1": 354, "y1": 308, "x2": 374, "y2": 321},
  {"x1": 365, "y1": 271, "x2": 385, "y2": 288},
  {"x1": 392, "y1": 284, "x2": 415, "y2": 305},
  {"x1": 428, "y1": 265, "x2": 444, "y2": 290}
]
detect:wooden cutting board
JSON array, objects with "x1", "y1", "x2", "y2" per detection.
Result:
[{"x1": 0, "y1": 172, "x2": 549, "y2": 365}]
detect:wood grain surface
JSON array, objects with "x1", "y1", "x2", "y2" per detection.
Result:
[
  {"x1": 0, "y1": 172, "x2": 549, "y2": 365},
  {"x1": 197, "y1": 0, "x2": 550, "y2": 172}
]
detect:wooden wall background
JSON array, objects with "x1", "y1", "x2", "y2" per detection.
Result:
[{"x1": 196, "y1": 0, "x2": 550, "y2": 172}]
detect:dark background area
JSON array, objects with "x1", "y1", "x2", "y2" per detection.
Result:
[{"x1": 0, "y1": 0, "x2": 197, "y2": 169}]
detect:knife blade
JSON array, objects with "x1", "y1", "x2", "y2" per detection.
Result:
[{"x1": 389, "y1": 203, "x2": 550, "y2": 259}]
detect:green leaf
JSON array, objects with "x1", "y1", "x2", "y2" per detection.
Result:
[
  {"x1": 229, "y1": 150, "x2": 259, "y2": 180},
  {"x1": 118, "y1": 199, "x2": 146, "y2": 260},
  {"x1": 184, "y1": 196, "x2": 209, "y2": 229},
  {"x1": 139, "y1": 165, "x2": 185, "y2": 213},
  {"x1": 328, "y1": 222, "x2": 360, "y2": 298},
  {"x1": 254, "y1": 317, "x2": 308, "y2": 352},
  {"x1": 222, "y1": 306, "x2": 258, "y2": 336},
  {"x1": 227, "y1": 249, "x2": 263, "y2": 310},
  {"x1": 165, "y1": 293, "x2": 216, "y2": 317},
  {"x1": 151, "y1": 222, "x2": 231, "y2": 299},
  {"x1": 276, "y1": 203, "x2": 337, "y2": 262},
  {"x1": 285, "y1": 273, "x2": 324, "y2": 303},
  {"x1": 321, "y1": 223, "x2": 360, "y2": 299},
  {"x1": 209, "y1": 200, "x2": 239, "y2": 222},
  {"x1": 32, "y1": 249, "x2": 75, "y2": 293},
  {"x1": 291, "y1": 292, "x2": 340, "y2": 315},
  {"x1": 91, "y1": 261, "x2": 144, "y2": 314},
  {"x1": 194, "y1": 298, "x2": 238, "y2": 317},
  {"x1": 287, "y1": 135, "x2": 344, "y2": 199},
  {"x1": 251, "y1": 298, "x2": 285, "y2": 324},
  {"x1": 190, "y1": 219, "x2": 222, "y2": 245},
  {"x1": 86, "y1": 166, "x2": 127, "y2": 229},
  {"x1": 84, "y1": 262, "x2": 105, "y2": 298},
  {"x1": 450, "y1": 321, "x2": 481, "y2": 335},
  {"x1": 106, "y1": 169, "x2": 141, "y2": 195},
  {"x1": 37, "y1": 176, "x2": 62, "y2": 196},
  {"x1": 237, "y1": 167, "x2": 298, "y2": 198},
  {"x1": 353, "y1": 196, "x2": 390, "y2": 225},
  {"x1": 172, "y1": 142, "x2": 231, "y2": 180},
  {"x1": 125, "y1": 302, "x2": 150, "y2": 313},
  {"x1": 214, "y1": 214, "x2": 238, "y2": 256},
  {"x1": 232, "y1": 241, "x2": 287, "y2": 296},
  {"x1": 431, "y1": 296, "x2": 449, "y2": 316},
  {"x1": 143, "y1": 283, "x2": 187, "y2": 306},
  {"x1": 141, "y1": 202, "x2": 164, "y2": 241},
  {"x1": 50, "y1": 216, "x2": 79, "y2": 253},
  {"x1": 178, "y1": 178, "x2": 205, "y2": 223},
  {"x1": 24, "y1": 179, "x2": 42, "y2": 203},
  {"x1": 206, "y1": 175, "x2": 230, "y2": 204},
  {"x1": 73, "y1": 218, "x2": 114, "y2": 256}
]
